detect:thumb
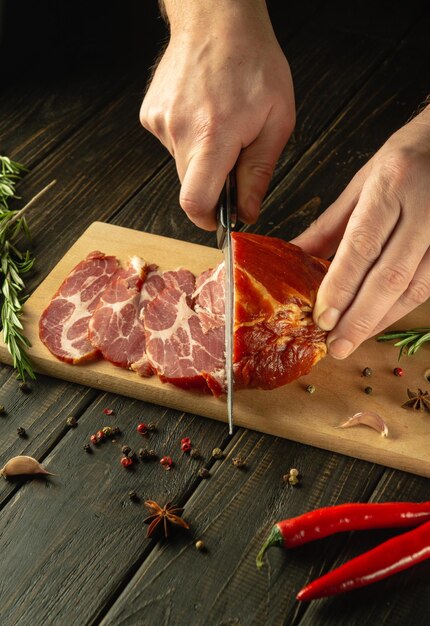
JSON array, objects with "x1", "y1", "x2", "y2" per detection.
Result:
[{"x1": 236, "y1": 112, "x2": 293, "y2": 224}]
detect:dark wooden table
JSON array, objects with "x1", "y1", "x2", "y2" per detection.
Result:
[{"x1": 1, "y1": 1, "x2": 430, "y2": 624}]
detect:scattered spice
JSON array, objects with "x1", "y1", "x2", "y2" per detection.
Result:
[
  {"x1": 144, "y1": 500, "x2": 190, "y2": 538},
  {"x1": 362, "y1": 367, "x2": 372, "y2": 377},
  {"x1": 212, "y1": 447, "x2": 223, "y2": 459},
  {"x1": 83, "y1": 444, "x2": 92, "y2": 453},
  {"x1": 102, "y1": 426, "x2": 113, "y2": 437},
  {"x1": 137, "y1": 423, "x2": 147, "y2": 434},
  {"x1": 181, "y1": 442, "x2": 192, "y2": 453},
  {"x1": 198, "y1": 468, "x2": 210, "y2": 478},
  {"x1": 232, "y1": 456, "x2": 246, "y2": 468},
  {"x1": 306, "y1": 384, "x2": 316, "y2": 394},
  {"x1": 181, "y1": 437, "x2": 191, "y2": 445},
  {"x1": 96, "y1": 429, "x2": 106, "y2": 442},
  {"x1": 17, "y1": 426, "x2": 26, "y2": 437},
  {"x1": 336, "y1": 411, "x2": 388, "y2": 437},
  {"x1": 289, "y1": 468, "x2": 299, "y2": 477},
  {"x1": 66, "y1": 416, "x2": 77, "y2": 427},
  {"x1": 1, "y1": 455, "x2": 55, "y2": 478},
  {"x1": 120, "y1": 456, "x2": 133, "y2": 468},
  {"x1": 103, "y1": 408, "x2": 114, "y2": 415},
  {"x1": 90, "y1": 434, "x2": 98, "y2": 445},
  {"x1": 138, "y1": 448, "x2": 157, "y2": 460},
  {"x1": 147, "y1": 422, "x2": 157, "y2": 432},
  {"x1": 195, "y1": 540, "x2": 206, "y2": 551},
  {"x1": 128, "y1": 490, "x2": 139, "y2": 502},
  {"x1": 283, "y1": 467, "x2": 300, "y2": 486},
  {"x1": 18, "y1": 382, "x2": 31, "y2": 393},
  {"x1": 112, "y1": 426, "x2": 121, "y2": 436},
  {"x1": 364, "y1": 386, "x2": 373, "y2": 395},
  {"x1": 160, "y1": 455, "x2": 173, "y2": 470},
  {"x1": 121, "y1": 445, "x2": 132, "y2": 456},
  {"x1": 402, "y1": 388, "x2": 430, "y2": 412},
  {"x1": 393, "y1": 367, "x2": 404, "y2": 377},
  {"x1": 189, "y1": 448, "x2": 201, "y2": 459}
]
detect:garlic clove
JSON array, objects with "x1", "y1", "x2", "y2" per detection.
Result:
[
  {"x1": 336, "y1": 411, "x2": 389, "y2": 437},
  {"x1": 0, "y1": 455, "x2": 56, "y2": 479}
]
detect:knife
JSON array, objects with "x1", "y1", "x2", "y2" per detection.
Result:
[{"x1": 216, "y1": 170, "x2": 237, "y2": 435}]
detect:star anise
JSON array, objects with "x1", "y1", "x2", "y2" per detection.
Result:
[
  {"x1": 402, "y1": 388, "x2": 430, "y2": 413},
  {"x1": 143, "y1": 500, "x2": 190, "y2": 538}
]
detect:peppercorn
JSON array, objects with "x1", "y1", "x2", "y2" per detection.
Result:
[
  {"x1": 232, "y1": 456, "x2": 246, "y2": 468},
  {"x1": 306, "y1": 384, "x2": 316, "y2": 394},
  {"x1": 364, "y1": 386, "x2": 373, "y2": 395},
  {"x1": 288, "y1": 474, "x2": 299, "y2": 486},
  {"x1": 181, "y1": 437, "x2": 191, "y2": 445},
  {"x1": 121, "y1": 457, "x2": 133, "y2": 468},
  {"x1": 195, "y1": 540, "x2": 206, "y2": 551},
  {"x1": 189, "y1": 448, "x2": 201, "y2": 459},
  {"x1": 122, "y1": 445, "x2": 132, "y2": 456},
  {"x1": 147, "y1": 422, "x2": 157, "y2": 432},
  {"x1": 90, "y1": 434, "x2": 98, "y2": 445},
  {"x1": 96, "y1": 429, "x2": 106, "y2": 442},
  {"x1": 393, "y1": 367, "x2": 404, "y2": 377},
  {"x1": 128, "y1": 490, "x2": 139, "y2": 502},
  {"x1": 198, "y1": 468, "x2": 210, "y2": 478},
  {"x1": 17, "y1": 426, "x2": 26, "y2": 437},
  {"x1": 137, "y1": 423, "x2": 147, "y2": 434},
  {"x1": 362, "y1": 367, "x2": 372, "y2": 377},
  {"x1": 112, "y1": 426, "x2": 121, "y2": 435},
  {"x1": 181, "y1": 442, "x2": 192, "y2": 453},
  {"x1": 160, "y1": 455, "x2": 173, "y2": 468},
  {"x1": 212, "y1": 447, "x2": 223, "y2": 459},
  {"x1": 66, "y1": 416, "x2": 77, "y2": 428},
  {"x1": 103, "y1": 408, "x2": 114, "y2": 415},
  {"x1": 138, "y1": 448, "x2": 157, "y2": 460},
  {"x1": 83, "y1": 444, "x2": 92, "y2": 453},
  {"x1": 102, "y1": 426, "x2": 113, "y2": 437},
  {"x1": 289, "y1": 468, "x2": 299, "y2": 477},
  {"x1": 18, "y1": 382, "x2": 31, "y2": 393}
]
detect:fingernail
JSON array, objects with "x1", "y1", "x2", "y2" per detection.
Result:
[
  {"x1": 327, "y1": 338, "x2": 354, "y2": 360},
  {"x1": 316, "y1": 307, "x2": 341, "y2": 331}
]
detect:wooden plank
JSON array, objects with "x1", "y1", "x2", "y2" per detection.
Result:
[{"x1": 1, "y1": 221, "x2": 430, "y2": 478}]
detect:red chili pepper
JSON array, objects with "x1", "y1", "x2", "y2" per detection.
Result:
[
  {"x1": 256, "y1": 501, "x2": 430, "y2": 569},
  {"x1": 297, "y1": 518, "x2": 430, "y2": 600}
]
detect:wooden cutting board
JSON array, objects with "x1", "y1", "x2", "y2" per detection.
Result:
[{"x1": 1, "y1": 221, "x2": 430, "y2": 476}]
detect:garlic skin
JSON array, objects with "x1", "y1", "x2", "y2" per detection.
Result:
[
  {"x1": 336, "y1": 411, "x2": 389, "y2": 437},
  {"x1": 0, "y1": 455, "x2": 55, "y2": 479}
]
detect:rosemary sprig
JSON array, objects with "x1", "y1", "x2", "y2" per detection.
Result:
[
  {"x1": 377, "y1": 328, "x2": 430, "y2": 360},
  {"x1": 0, "y1": 155, "x2": 55, "y2": 381}
]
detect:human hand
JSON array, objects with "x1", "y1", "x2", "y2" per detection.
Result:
[
  {"x1": 140, "y1": 0, "x2": 295, "y2": 230},
  {"x1": 291, "y1": 104, "x2": 430, "y2": 359}
]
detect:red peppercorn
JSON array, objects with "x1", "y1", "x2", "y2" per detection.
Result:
[
  {"x1": 96, "y1": 429, "x2": 106, "y2": 441},
  {"x1": 90, "y1": 434, "x2": 98, "y2": 445},
  {"x1": 160, "y1": 455, "x2": 173, "y2": 467},
  {"x1": 181, "y1": 442, "x2": 192, "y2": 453},
  {"x1": 181, "y1": 437, "x2": 191, "y2": 445},
  {"x1": 121, "y1": 456, "x2": 133, "y2": 467},
  {"x1": 103, "y1": 408, "x2": 114, "y2": 415},
  {"x1": 393, "y1": 367, "x2": 404, "y2": 377},
  {"x1": 137, "y1": 423, "x2": 147, "y2": 434}
]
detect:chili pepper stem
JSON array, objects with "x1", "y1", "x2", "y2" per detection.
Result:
[{"x1": 256, "y1": 525, "x2": 283, "y2": 569}]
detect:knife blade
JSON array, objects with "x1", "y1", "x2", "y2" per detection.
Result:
[{"x1": 216, "y1": 170, "x2": 237, "y2": 435}]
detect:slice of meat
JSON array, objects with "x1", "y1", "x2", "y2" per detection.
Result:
[
  {"x1": 39, "y1": 251, "x2": 120, "y2": 364},
  {"x1": 143, "y1": 269, "x2": 225, "y2": 395},
  {"x1": 88, "y1": 256, "x2": 148, "y2": 369},
  {"x1": 193, "y1": 262, "x2": 225, "y2": 333},
  {"x1": 232, "y1": 232, "x2": 329, "y2": 389}
]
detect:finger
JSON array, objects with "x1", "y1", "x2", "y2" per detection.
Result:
[
  {"x1": 235, "y1": 110, "x2": 293, "y2": 224},
  {"x1": 178, "y1": 143, "x2": 239, "y2": 230},
  {"x1": 326, "y1": 226, "x2": 429, "y2": 359},
  {"x1": 290, "y1": 166, "x2": 368, "y2": 258},
  {"x1": 371, "y1": 248, "x2": 430, "y2": 337},
  {"x1": 313, "y1": 171, "x2": 402, "y2": 332}
]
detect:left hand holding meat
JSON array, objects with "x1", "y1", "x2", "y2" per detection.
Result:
[{"x1": 291, "y1": 103, "x2": 430, "y2": 359}]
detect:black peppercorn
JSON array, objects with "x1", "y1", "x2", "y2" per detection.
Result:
[
  {"x1": 17, "y1": 426, "x2": 27, "y2": 437},
  {"x1": 128, "y1": 490, "x2": 139, "y2": 502},
  {"x1": 147, "y1": 422, "x2": 157, "y2": 432},
  {"x1": 362, "y1": 367, "x2": 373, "y2": 377},
  {"x1": 198, "y1": 468, "x2": 210, "y2": 478},
  {"x1": 112, "y1": 426, "x2": 121, "y2": 435},
  {"x1": 364, "y1": 386, "x2": 373, "y2": 395},
  {"x1": 66, "y1": 416, "x2": 77, "y2": 427},
  {"x1": 19, "y1": 382, "x2": 31, "y2": 393},
  {"x1": 83, "y1": 444, "x2": 92, "y2": 453},
  {"x1": 138, "y1": 448, "x2": 157, "y2": 460},
  {"x1": 121, "y1": 445, "x2": 132, "y2": 456},
  {"x1": 189, "y1": 448, "x2": 201, "y2": 459},
  {"x1": 306, "y1": 384, "x2": 316, "y2": 394}
]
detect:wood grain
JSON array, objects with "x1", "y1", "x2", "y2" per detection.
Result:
[{"x1": 1, "y1": 221, "x2": 429, "y2": 478}]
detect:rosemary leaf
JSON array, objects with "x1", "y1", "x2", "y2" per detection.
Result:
[{"x1": 377, "y1": 327, "x2": 430, "y2": 360}]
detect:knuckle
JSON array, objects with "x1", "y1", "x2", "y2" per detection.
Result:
[
  {"x1": 377, "y1": 262, "x2": 411, "y2": 293},
  {"x1": 330, "y1": 274, "x2": 357, "y2": 302},
  {"x1": 347, "y1": 313, "x2": 375, "y2": 338},
  {"x1": 373, "y1": 150, "x2": 414, "y2": 198},
  {"x1": 348, "y1": 229, "x2": 382, "y2": 264},
  {"x1": 402, "y1": 276, "x2": 430, "y2": 307}
]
